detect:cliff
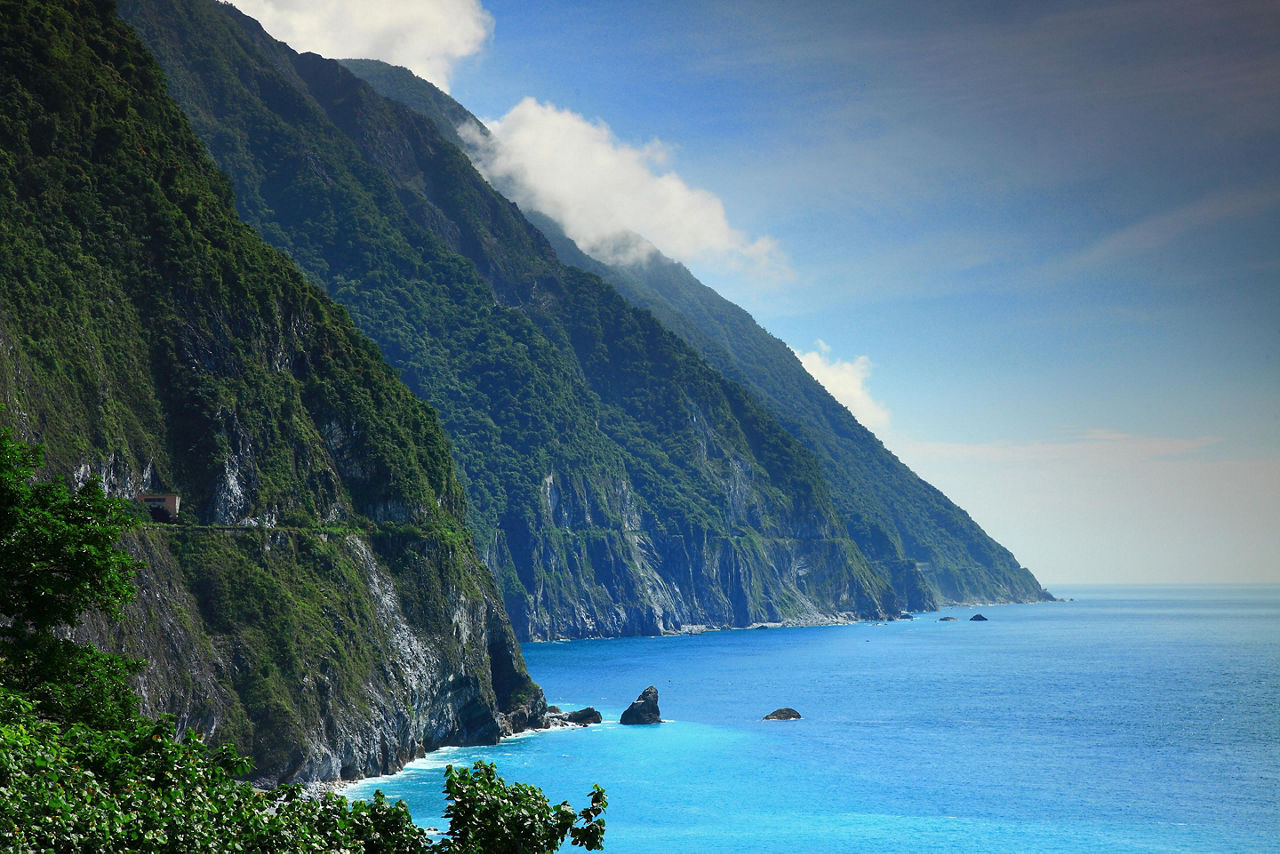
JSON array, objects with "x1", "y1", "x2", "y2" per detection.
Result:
[
  {"x1": 119, "y1": 0, "x2": 903, "y2": 639},
  {"x1": 0, "y1": 0, "x2": 542, "y2": 785},
  {"x1": 342, "y1": 59, "x2": 1054, "y2": 609}
]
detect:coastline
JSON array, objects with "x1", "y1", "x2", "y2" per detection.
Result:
[{"x1": 333, "y1": 598, "x2": 1054, "y2": 797}]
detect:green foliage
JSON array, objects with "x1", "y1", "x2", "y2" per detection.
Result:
[
  {"x1": 437, "y1": 761, "x2": 606, "y2": 854},
  {"x1": 0, "y1": 690, "x2": 433, "y2": 853},
  {"x1": 0, "y1": 632, "x2": 142, "y2": 731},
  {"x1": 0, "y1": 430, "x2": 602, "y2": 853},
  {"x1": 0, "y1": 427, "x2": 139, "y2": 633},
  {"x1": 0, "y1": 427, "x2": 144, "y2": 729},
  {"x1": 0, "y1": 693, "x2": 607, "y2": 853}
]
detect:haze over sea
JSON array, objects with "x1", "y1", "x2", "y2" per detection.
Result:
[{"x1": 346, "y1": 586, "x2": 1280, "y2": 852}]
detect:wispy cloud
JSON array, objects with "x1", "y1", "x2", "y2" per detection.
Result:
[
  {"x1": 1054, "y1": 186, "x2": 1280, "y2": 276},
  {"x1": 463, "y1": 98, "x2": 789, "y2": 279},
  {"x1": 792, "y1": 341, "x2": 892, "y2": 432},
  {"x1": 224, "y1": 0, "x2": 493, "y2": 92}
]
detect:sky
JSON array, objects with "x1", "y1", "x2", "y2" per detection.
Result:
[{"x1": 226, "y1": 0, "x2": 1280, "y2": 587}]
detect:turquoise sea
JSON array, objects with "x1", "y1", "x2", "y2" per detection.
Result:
[{"x1": 344, "y1": 586, "x2": 1280, "y2": 852}]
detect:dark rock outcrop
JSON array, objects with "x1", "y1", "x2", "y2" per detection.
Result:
[
  {"x1": 939, "y1": 616, "x2": 958, "y2": 622},
  {"x1": 620, "y1": 686, "x2": 662, "y2": 725},
  {"x1": 763, "y1": 708, "x2": 802, "y2": 721},
  {"x1": 547, "y1": 706, "x2": 603, "y2": 727},
  {"x1": 970, "y1": 614, "x2": 988, "y2": 621}
]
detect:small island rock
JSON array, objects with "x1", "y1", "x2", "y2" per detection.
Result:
[
  {"x1": 970, "y1": 613, "x2": 988, "y2": 621},
  {"x1": 939, "y1": 616, "x2": 958, "y2": 622},
  {"x1": 546, "y1": 705, "x2": 603, "y2": 728},
  {"x1": 620, "y1": 686, "x2": 662, "y2": 724},
  {"x1": 763, "y1": 707, "x2": 802, "y2": 721},
  {"x1": 564, "y1": 706, "x2": 603, "y2": 725}
]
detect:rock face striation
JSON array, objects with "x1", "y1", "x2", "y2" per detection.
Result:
[
  {"x1": 0, "y1": 0, "x2": 544, "y2": 786},
  {"x1": 619, "y1": 687, "x2": 663, "y2": 725},
  {"x1": 343, "y1": 60, "x2": 1059, "y2": 615}
]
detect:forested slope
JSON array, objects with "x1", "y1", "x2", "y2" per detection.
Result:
[
  {"x1": 0, "y1": 0, "x2": 542, "y2": 785},
  {"x1": 120, "y1": 0, "x2": 903, "y2": 639},
  {"x1": 344, "y1": 59, "x2": 1052, "y2": 607}
]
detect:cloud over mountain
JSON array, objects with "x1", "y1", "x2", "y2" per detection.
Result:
[
  {"x1": 226, "y1": 0, "x2": 492, "y2": 92},
  {"x1": 793, "y1": 340, "x2": 892, "y2": 433},
  {"x1": 465, "y1": 98, "x2": 788, "y2": 279}
]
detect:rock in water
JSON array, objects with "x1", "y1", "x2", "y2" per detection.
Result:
[
  {"x1": 564, "y1": 707, "x2": 603, "y2": 725},
  {"x1": 763, "y1": 708, "x2": 802, "y2": 721},
  {"x1": 970, "y1": 614, "x2": 988, "y2": 621},
  {"x1": 620, "y1": 686, "x2": 662, "y2": 724},
  {"x1": 939, "y1": 616, "x2": 958, "y2": 622}
]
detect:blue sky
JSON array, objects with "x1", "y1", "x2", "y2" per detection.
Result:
[{"x1": 227, "y1": 0, "x2": 1279, "y2": 585}]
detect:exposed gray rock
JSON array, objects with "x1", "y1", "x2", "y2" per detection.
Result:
[
  {"x1": 548, "y1": 706, "x2": 603, "y2": 727},
  {"x1": 939, "y1": 616, "x2": 958, "y2": 621},
  {"x1": 620, "y1": 686, "x2": 662, "y2": 725},
  {"x1": 763, "y1": 707, "x2": 801, "y2": 721}
]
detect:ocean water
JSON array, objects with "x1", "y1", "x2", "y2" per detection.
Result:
[{"x1": 344, "y1": 586, "x2": 1280, "y2": 852}]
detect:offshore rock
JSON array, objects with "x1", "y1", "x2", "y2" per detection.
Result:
[
  {"x1": 620, "y1": 686, "x2": 662, "y2": 725},
  {"x1": 939, "y1": 616, "x2": 958, "y2": 622},
  {"x1": 763, "y1": 708, "x2": 802, "y2": 721},
  {"x1": 548, "y1": 706, "x2": 603, "y2": 727},
  {"x1": 970, "y1": 613, "x2": 988, "y2": 621}
]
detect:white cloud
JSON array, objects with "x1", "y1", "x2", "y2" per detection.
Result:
[
  {"x1": 792, "y1": 340, "x2": 892, "y2": 433},
  {"x1": 891, "y1": 430, "x2": 1280, "y2": 586},
  {"x1": 464, "y1": 98, "x2": 789, "y2": 278},
  {"x1": 224, "y1": 0, "x2": 493, "y2": 92},
  {"x1": 1054, "y1": 186, "x2": 1280, "y2": 276}
]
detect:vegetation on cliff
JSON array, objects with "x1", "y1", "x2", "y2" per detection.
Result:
[
  {"x1": 341, "y1": 59, "x2": 1054, "y2": 608},
  {"x1": 0, "y1": 0, "x2": 539, "y2": 784},
  {"x1": 0, "y1": 427, "x2": 605, "y2": 851},
  {"x1": 119, "y1": 0, "x2": 902, "y2": 640},
  {"x1": 526, "y1": 214, "x2": 1053, "y2": 606}
]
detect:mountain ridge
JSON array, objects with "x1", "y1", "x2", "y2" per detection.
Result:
[
  {"x1": 119, "y1": 0, "x2": 909, "y2": 640},
  {"x1": 339, "y1": 58, "x2": 1053, "y2": 608}
]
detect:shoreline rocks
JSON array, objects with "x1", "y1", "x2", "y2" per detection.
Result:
[
  {"x1": 620, "y1": 686, "x2": 662, "y2": 725},
  {"x1": 546, "y1": 705, "x2": 603, "y2": 727}
]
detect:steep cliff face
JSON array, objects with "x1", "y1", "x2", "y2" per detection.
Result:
[
  {"x1": 0, "y1": 0, "x2": 541, "y2": 784},
  {"x1": 537, "y1": 232, "x2": 1054, "y2": 606},
  {"x1": 119, "y1": 0, "x2": 902, "y2": 639},
  {"x1": 339, "y1": 60, "x2": 1052, "y2": 609}
]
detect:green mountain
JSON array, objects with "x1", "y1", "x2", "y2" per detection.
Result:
[
  {"x1": 118, "y1": 0, "x2": 904, "y2": 639},
  {"x1": 339, "y1": 61, "x2": 1053, "y2": 608},
  {"x1": 0, "y1": 0, "x2": 542, "y2": 786},
  {"x1": 531, "y1": 221, "x2": 1050, "y2": 606}
]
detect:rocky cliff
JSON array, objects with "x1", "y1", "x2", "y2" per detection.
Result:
[
  {"x1": 119, "y1": 0, "x2": 903, "y2": 639},
  {"x1": 0, "y1": 0, "x2": 542, "y2": 785},
  {"x1": 342, "y1": 59, "x2": 1054, "y2": 609}
]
